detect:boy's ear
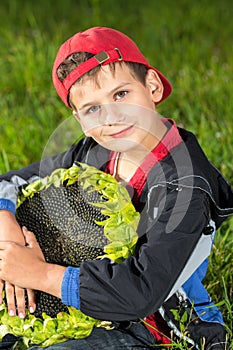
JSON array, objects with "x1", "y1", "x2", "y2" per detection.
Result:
[{"x1": 145, "y1": 69, "x2": 164, "y2": 103}]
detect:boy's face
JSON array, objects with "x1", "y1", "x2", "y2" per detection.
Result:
[{"x1": 70, "y1": 63, "x2": 165, "y2": 153}]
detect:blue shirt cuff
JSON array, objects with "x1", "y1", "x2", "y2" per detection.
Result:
[
  {"x1": 61, "y1": 266, "x2": 80, "y2": 309},
  {"x1": 0, "y1": 199, "x2": 16, "y2": 215}
]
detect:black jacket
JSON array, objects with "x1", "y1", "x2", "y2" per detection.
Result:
[{"x1": 1, "y1": 126, "x2": 232, "y2": 349}]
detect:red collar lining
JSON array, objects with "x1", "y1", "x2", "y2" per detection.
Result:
[{"x1": 106, "y1": 119, "x2": 183, "y2": 203}]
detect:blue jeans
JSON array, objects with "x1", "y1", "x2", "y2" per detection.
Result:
[{"x1": 28, "y1": 321, "x2": 160, "y2": 349}]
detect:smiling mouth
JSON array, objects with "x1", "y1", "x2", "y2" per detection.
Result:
[{"x1": 109, "y1": 125, "x2": 134, "y2": 138}]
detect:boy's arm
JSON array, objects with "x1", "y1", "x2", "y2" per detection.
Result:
[
  {"x1": 0, "y1": 177, "x2": 38, "y2": 317},
  {"x1": 0, "y1": 210, "x2": 34, "y2": 318},
  {"x1": 0, "y1": 143, "x2": 82, "y2": 316},
  {"x1": 76, "y1": 188, "x2": 212, "y2": 321}
]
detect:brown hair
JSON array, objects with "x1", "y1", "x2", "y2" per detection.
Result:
[{"x1": 57, "y1": 52, "x2": 148, "y2": 86}]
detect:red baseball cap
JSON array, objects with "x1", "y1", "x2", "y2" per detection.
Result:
[{"x1": 52, "y1": 27, "x2": 172, "y2": 108}]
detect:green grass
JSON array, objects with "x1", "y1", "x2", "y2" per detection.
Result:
[{"x1": 0, "y1": 0, "x2": 232, "y2": 347}]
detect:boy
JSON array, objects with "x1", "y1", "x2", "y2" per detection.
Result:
[{"x1": 0, "y1": 26, "x2": 232, "y2": 349}]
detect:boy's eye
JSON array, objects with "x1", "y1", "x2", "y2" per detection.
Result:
[
  {"x1": 114, "y1": 90, "x2": 128, "y2": 100},
  {"x1": 85, "y1": 105, "x2": 101, "y2": 115}
]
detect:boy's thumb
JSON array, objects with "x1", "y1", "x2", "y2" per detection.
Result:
[{"x1": 22, "y1": 226, "x2": 37, "y2": 248}]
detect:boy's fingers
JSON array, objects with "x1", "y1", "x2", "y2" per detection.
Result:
[
  {"x1": 5, "y1": 282, "x2": 16, "y2": 317},
  {"x1": 15, "y1": 286, "x2": 26, "y2": 318},
  {"x1": 22, "y1": 227, "x2": 37, "y2": 248},
  {"x1": 22, "y1": 227, "x2": 45, "y2": 261},
  {"x1": 26, "y1": 288, "x2": 36, "y2": 313},
  {"x1": 0, "y1": 282, "x2": 36, "y2": 317}
]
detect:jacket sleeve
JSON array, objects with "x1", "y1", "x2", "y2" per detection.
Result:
[
  {"x1": 0, "y1": 142, "x2": 85, "y2": 214},
  {"x1": 78, "y1": 186, "x2": 211, "y2": 321}
]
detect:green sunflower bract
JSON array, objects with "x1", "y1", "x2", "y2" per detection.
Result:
[{"x1": 0, "y1": 163, "x2": 140, "y2": 349}]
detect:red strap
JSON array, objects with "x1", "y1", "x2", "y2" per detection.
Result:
[{"x1": 63, "y1": 49, "x2": 122, "y2": 90}]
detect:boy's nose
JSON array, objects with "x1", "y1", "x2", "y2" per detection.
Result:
[{"x1": 99, "y1": 104, "x2": 125, "y2": 125}]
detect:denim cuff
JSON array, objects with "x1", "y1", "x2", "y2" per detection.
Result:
[
  {"x1": 0, "y1": 199, "x2": 16, "y2": 215},
  {"x1": 61, "y1": 266, "x2": 80, "y2": 309}
]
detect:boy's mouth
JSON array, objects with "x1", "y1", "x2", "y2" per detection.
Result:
[{"x1": 109, "y1": 125, "x2": 134, "y2": 138}]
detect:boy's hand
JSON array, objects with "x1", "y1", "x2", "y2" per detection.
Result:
[
  {"x1": 0, "y1": 227, "x2": 46, "y2": 291},
  {"x1": 0, "y1": 227, "x2": 66, "y2": 300},
  {"x1": 0, "y1": 210, "x2": 36, "y2": 318},
  {"x1": 0, "y1": 282, "x2": 36, "y2": 318}
]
